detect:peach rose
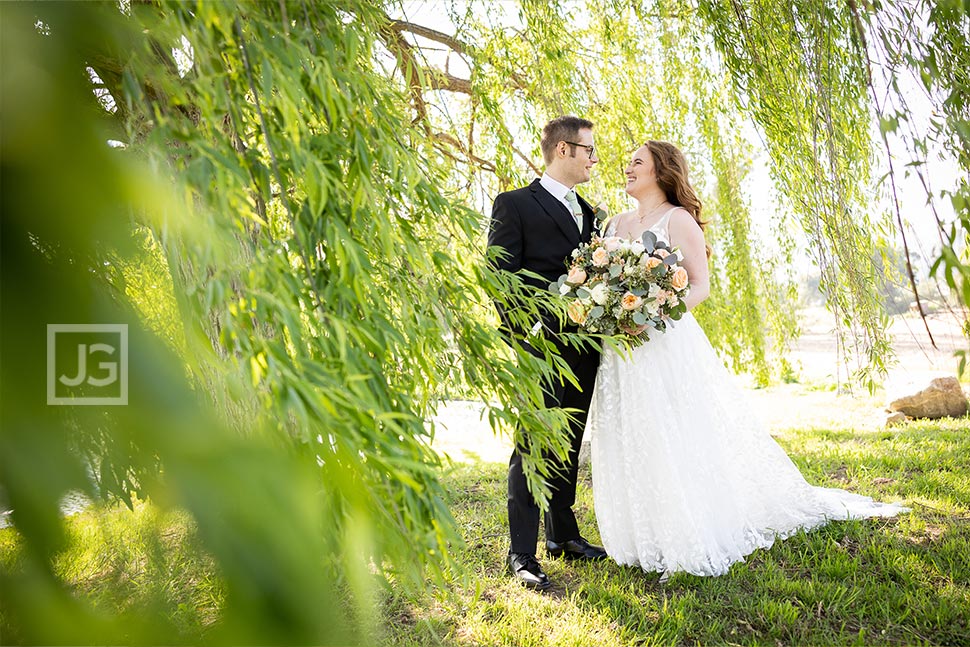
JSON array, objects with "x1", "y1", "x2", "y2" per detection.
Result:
[
  {"x1": 670, "y1": 267, "x2": 689, "y2": 290},
  {"x1": 591, "y1": 247, "x2": 610, "y2": 267},
  {"x1": 604, "y1": 237, "x2": 622, "y2": 252},
  {"x1": 566, "y1": 266, "x2": 587, "y2": 285},
  {"x1": 655, "y1": 290, "x2": 671, "y2": 306},
  {"x1": 567, "y1": 300, "x2": 589, "y2": 325},
  {"x1": 620, "y1": 292, "x2": 643, "y2": 311},
  {"x1": 655, "y1": 248, "x2": 670, "y2": 259},
  {"x1": 644, "y1": 257, "x2": 662, "y2": 270}
]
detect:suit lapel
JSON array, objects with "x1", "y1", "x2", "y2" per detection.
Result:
[{"x1": 529, "y1": 179, "x2": 581, "y2": 246}]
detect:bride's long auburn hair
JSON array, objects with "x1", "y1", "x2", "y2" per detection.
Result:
[{"x1": 645, "y1": 140, "x2": 712, "y2": 257}]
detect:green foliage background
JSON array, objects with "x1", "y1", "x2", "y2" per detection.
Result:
[{"x1": 1, "y1": 0, "x2": 967, "y2": 644}]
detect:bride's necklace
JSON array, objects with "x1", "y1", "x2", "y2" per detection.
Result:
[{"x1": 636, "y1": 199, "x2": 669, "y2": 223}]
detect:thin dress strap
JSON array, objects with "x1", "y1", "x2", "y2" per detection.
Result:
[
  {"x1": 648, "y1": 206, "x2": 680, "y2": 242},
  {"x1": 654, "y1": 206, "x2": 679, "y2": 229}
]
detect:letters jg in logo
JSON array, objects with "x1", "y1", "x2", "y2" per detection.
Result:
[{"x1": 47, "y1": 324, "x2": 128, "y2": 405}]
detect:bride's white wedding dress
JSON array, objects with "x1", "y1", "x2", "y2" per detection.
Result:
[{"x1": 588, "y1": 211, "x2": 908, "y2": 577}]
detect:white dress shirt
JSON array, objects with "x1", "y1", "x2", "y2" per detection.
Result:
[{"x1": 539, "y1": 173, "x2": 583, "y2": 232}]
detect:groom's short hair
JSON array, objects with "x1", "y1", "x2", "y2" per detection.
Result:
[{"x1": 541, "y1": 115, "x2": 594, "y2": 165}]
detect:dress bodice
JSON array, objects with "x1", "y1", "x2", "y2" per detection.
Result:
[{"x1": 606, "y1": 207, "x2": 678, "y2": 246}]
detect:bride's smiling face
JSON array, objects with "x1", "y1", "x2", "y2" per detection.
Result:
[{"x1": 624, "y1": 145, "x2": 656, "y2": 198}]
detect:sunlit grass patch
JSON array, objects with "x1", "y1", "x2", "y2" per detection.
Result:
[
  {"x1": 3, "y1": 420, "x2": 968, "y2": 645},
  {"x1": 383, "y1": 420, "x2": 970, "y2": 646},
  {"x1": 0, "y1": 501, "x2": 222, "y2": 642}
]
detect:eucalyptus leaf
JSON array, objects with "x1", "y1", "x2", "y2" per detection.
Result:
[{"x1": 641, "y1": 229, "x2": 657, "y2": 251}]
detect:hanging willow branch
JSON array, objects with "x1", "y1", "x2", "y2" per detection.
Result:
[
  {"x1": 846, "y1": 0, "x2": 936, "y2": 349},
  {"x1": 698, "y1": 0, "x2": 894, "y2": 390}
]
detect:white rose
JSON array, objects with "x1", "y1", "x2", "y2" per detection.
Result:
[
  {"x1": 631, "y1": 241, "x2": 645, "y2": 255},
  {"x1": 590, "y1": 283, "x2": 609, "y2": 305}
]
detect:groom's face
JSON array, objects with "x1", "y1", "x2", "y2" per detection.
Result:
[{"x1": 560, "y1": 127, "x2": 597, "y2": 186}]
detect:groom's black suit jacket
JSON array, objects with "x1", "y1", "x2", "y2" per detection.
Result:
[{"x1": 487, "y1": 179, "x2": 597, "y2": 339}]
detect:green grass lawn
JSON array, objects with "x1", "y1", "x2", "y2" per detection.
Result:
[
  {"x1": 382, "y1": 419, "x2": 970, "y2": 646},
  {"x1": 2, "y1": 419, "x2": 968, "y2": 645}
]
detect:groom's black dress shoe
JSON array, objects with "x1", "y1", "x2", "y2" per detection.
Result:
[
  {"x1": 546, "y1": 537, "x2": 608, "y2": 561},
  {"x1": 507, "y1": 552, "x2": 551, "y2": 590}
]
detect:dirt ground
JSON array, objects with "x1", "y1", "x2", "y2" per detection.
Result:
[{"x1": 430, "y1": 307, "x2": 969, "y2": 464}]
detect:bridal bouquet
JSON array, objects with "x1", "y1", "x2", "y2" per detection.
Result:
[{"x1": 551, "y1": 231, "x2": 690, "y2": 342}]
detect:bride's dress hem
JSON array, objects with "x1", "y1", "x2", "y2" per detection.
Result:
[{"x1": 606, "y1": 502, "x2": 906, "y2": 578}]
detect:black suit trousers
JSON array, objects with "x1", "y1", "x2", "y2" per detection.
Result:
[{"x1": 507, "y1": 338, "x2": 600, "y2": 553}]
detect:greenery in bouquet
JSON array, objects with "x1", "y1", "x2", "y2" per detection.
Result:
[{"x1": 551, "y1": 230, "x2": 690, "y2": 343}]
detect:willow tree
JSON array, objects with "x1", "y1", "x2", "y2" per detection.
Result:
[
  {"x1": 384, "y1": 0, "x2": 968, "y2": 387},
  {"x1": 3, "y1": 0, "x2": 968, "y2": 643},
  {"x1": 1, "y1": 1, "x2": 572, "y2": 643}
]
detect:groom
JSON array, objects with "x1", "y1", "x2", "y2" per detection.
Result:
[{"x1": 487, "y1": 115, "x2": 606, "y2": 591}]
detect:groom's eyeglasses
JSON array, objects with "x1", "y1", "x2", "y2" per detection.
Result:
[{"x1": 563, "y1": 141, "x2": 595, "y2": 159}]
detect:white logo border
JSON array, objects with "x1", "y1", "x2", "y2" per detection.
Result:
[{"x1": 47, "y1": 324, "x2": 129, "y2": 406}]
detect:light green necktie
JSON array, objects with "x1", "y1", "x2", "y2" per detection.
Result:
[{"x1": 564, "y1": 189, "x2": 583, "y2": 232}]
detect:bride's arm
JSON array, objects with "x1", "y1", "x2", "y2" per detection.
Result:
[{"x1": 668, "y1": 209, "x2": 710, "y2": 310}]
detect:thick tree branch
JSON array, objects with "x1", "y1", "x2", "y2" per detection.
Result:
[
  {"x1": 434, "y1": 132, "x2": 495, "y2": 172},
  {"x1": 377, "y1": 20, "x2": 429, "y2": 123},
  {"x1": 388, "y1": 19, "x2": 469, "y2": 57},
  {"x1": 427, "y1": 69, "x2": 472, "y2": 94}
]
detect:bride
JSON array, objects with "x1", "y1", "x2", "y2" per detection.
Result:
[{"x1": 588, "y1": 140, "x2": 908, "y2": 578}]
